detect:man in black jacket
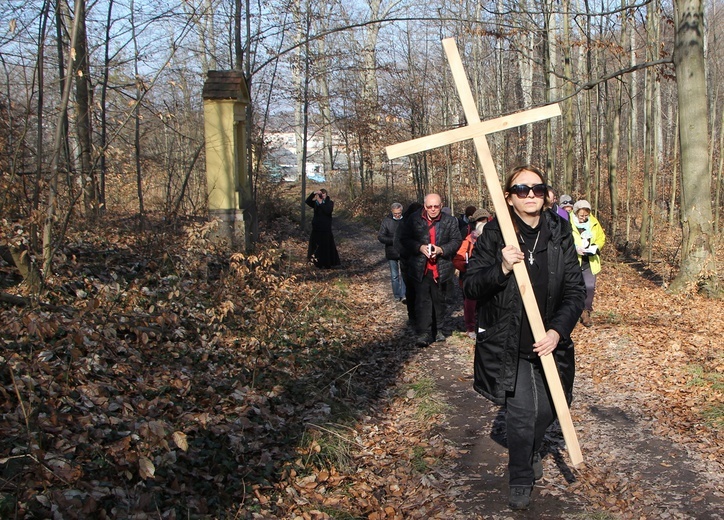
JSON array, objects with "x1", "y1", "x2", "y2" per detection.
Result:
[
  {"x1": 395, "y1": 193, "x2": 462, "y2": 346},
  {"x1": 378, "y1": 203, "x2": 406, "y2": 302}
]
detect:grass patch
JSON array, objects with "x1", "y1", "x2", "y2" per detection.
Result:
[
  {"x1": 686, "y1": 364, "x2": 724, "y2": 391},
  {"x1": 407, "y1": 377, "x2": 436, "y2": 397},
  {"x1": 400, "y1": 377, "x2": 450, "y2": 421},
  {"x1": 300, "y1": 423, "x2": 357, "y2": 473},
  {"x1": 333, "y1": 277, "x2": 350, "y2": 296},
  {"x1": 596, "y1": 309, "x2": 622, "y2": 325},
  {"x1": 701, "y1": 404, "x2": 724, "y2": 429},
  {"x1": 411, "y1": 445, "x2": 429, "y2": 473},
  {"x1": 685, "y1": 365, "x2": 723, "y2": 429}
]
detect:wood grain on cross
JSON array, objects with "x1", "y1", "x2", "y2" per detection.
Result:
[{"x1": 385, "y1": 38, "x2": 583, "y2": 467}]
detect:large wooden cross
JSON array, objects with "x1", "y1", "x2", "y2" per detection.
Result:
[{"x1": 386, "y1": 38, "x2": 582, "y2": 466}]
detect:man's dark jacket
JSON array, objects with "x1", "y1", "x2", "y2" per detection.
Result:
[
  {"x1": 394, "y1": 209, "x2": 462, "y2": 284},
  {"x1": 463, "y1": 210, "x2": 585, "y2": 405},
  {"x1": 377, "y1": 214, "x2": 403, "y2": 260}
]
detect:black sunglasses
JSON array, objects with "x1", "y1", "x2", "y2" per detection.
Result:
[{"x1": 509, "y1": 183, "x2": 547, "y2": 199}]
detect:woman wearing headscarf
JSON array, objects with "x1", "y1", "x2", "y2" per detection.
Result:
[{"x1": 570, "y1": 199, "x2": 606, "y2": 327}]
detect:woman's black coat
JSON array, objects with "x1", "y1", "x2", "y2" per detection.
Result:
[{"x1": 463, "y1": 210, "x2": 586, "y2": 405}]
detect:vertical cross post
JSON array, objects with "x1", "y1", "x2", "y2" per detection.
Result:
[{"x1": 385, "y1": 38, "x2": 582, "y2": 466}]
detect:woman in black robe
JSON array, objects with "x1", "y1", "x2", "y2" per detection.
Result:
[{"x1": 305, "y1": 189, "x2": 341, "y2": 269}]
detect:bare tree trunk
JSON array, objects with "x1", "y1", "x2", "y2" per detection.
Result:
[
  {"x1": 669, "y1": 118, "x2": 679, "y2": 225},
  {"x1": 626, "y1": 23, "x2": 636, "y2": 244},
  {"x1": 640, "y1": 0, "x2": 658, "y2": 260},
  {"x1": 32, "y1": 0, "x2": 51, "y2": 251},
  {"x1": 315, "y1": 1, "x2": 335, "y2": 176},
  {"x1": 514, "y1": 11, "x2": 534, "y2": 161},
  {"x1": 357, "y1": 0, "x2": 387, "y2": 189},
  {"x1": 582, "y1": 0, "x2": 594, "y2": 197},
  {"x1": 55, "y1": 0, "x2": 73, "y2": 193},
  {"x1": 241, "y1": 0, "x2": 258, "y2": 250},
  {"x1": 608, "y1": 80, "x2": 622, "y2": 241},
  {"x1": 74, "y1": 0, "x2": 97, "y2": 220},
  {"x1": 131, "y1": 0, "x2": 145, "y2": 229},
  {"x1": 608, "y1": 0, "x2": 633, "y2": 242},
  {"x1": 716, "y1": 108, "x2": 723, "y2": 234},
  {"x1": 292, "y1": 0, "x2": 312, "y2": 229},
  {"x1": 99, "y1": 0, "x2": 114, "y2": 215},
  {"x1": 43, "y1": 0, "x2": 82, "y2": 279},
  {"x1": 562, "y1": 0, "x2": 574, "y2": 189},
  {"x1": 201, "y1": 0, "x2": 218, "y2": 71},
  {"x1": 641, "y1": 89, "x2": 652, "y2": 260},
  {"x1": 669, "y1": 0, "x2": 718, "y2": 295},
  {"x1": 543, "y1": 0, "x2": 557, "y2": 177}
]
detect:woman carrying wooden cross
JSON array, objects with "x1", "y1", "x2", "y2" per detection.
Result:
[{"x1": 463, "y1": 165, "x2": 586, "y2": 510}]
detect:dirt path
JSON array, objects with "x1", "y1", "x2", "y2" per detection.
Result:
[{"x1": 334, "y1": 220, "x2": 724, "y2": 519}]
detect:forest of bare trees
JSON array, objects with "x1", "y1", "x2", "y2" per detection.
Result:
[{"x1": 1, "y1": 0, "x2": 722, "y2": 293}]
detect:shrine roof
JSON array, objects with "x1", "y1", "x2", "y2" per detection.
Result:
[{"x1": 202, "y1": 70, "x2": 250, "y2": 102}]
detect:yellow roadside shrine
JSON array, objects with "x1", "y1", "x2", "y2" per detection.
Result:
[
  {"x1": 202, "y1": 70, "x2": 252, "y2": 250},
  {"x1": 385, "y1": 38, "x2": 583, "y2": 466}
]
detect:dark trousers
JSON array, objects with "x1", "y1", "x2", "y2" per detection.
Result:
[
  {"x1": 401, "y1": 268, "x2": 416, "y2": 322},
  {"x1": 581, "y1": 265, "x2": 596, "y2": 310},
  {"x1": 506, "y1": 356, "x2": 556, "y2": 486},
  {"x1": 415, "y1": 271, "x2": 449, "y2": 338}
]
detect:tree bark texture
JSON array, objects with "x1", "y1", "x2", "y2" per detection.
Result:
[{"x1": 670, "y1": 0, "x2": 718, "y2": 294}]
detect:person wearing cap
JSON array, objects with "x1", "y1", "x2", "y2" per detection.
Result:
[
  {"x1": 558, "y1": 194, "x2": 574, "y2": 220},
  {"x1": 453, "y1": 208, "x2": 491, "y2": 338},
  {"x1": 547, "y1": 188, "x2": 569, "y2": 221},
  {"x1": 571, "y1": 200, "x2": 606, "y2": 327}
]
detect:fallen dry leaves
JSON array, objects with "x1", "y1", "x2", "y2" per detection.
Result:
[{"x1": 0, "y1": 215, "x2": 722, "y2": 519}]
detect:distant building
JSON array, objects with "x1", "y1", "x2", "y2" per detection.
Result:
[{"x1": 264, "y1": 132, "x2": 347, "y2": 182}]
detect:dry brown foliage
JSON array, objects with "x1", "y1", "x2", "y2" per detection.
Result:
[{"x1": 0, "y1": 201, "x2": 722, "y2": 519}]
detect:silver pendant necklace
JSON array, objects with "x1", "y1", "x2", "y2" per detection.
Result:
[{"x1": 521, "y1": 231, "x2": 541, "y2": 265}]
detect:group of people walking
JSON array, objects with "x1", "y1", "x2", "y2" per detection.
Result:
[
  {"x1": 377, "y1": 165, "x2": 606, "y2": 510},
  {"x1": 307, "y1": 171, "x2": 607, "y2": 511}
]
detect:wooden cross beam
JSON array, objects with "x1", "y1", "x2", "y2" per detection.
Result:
[{"x1": 385, "y1": 38, "x2": 583, "y2": 467}]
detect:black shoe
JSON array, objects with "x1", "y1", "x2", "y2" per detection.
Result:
[
  {"x1": 435, "y1": 331, "x2": 446, "y2": 342},
  {"x1": 533, "y1": 453, "x2": 543, "y2": 480},
  {"x1": 400, "y1": 298, "x2": 407, "y2": 305},
  {"x1": 415, "y1": 335, "x2": 431, "y2": 347},
  {"x1": 509, "y1": 486, "x2": 532, "y2": 510}
]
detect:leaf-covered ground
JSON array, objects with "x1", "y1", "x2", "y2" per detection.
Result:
[{"x1": 0, "y1": 215, "x2": 722, "y2": 519}]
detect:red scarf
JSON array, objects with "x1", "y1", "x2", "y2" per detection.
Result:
[{"x1": 422, "y1": 210, "x2": 442, "y2": 282}]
